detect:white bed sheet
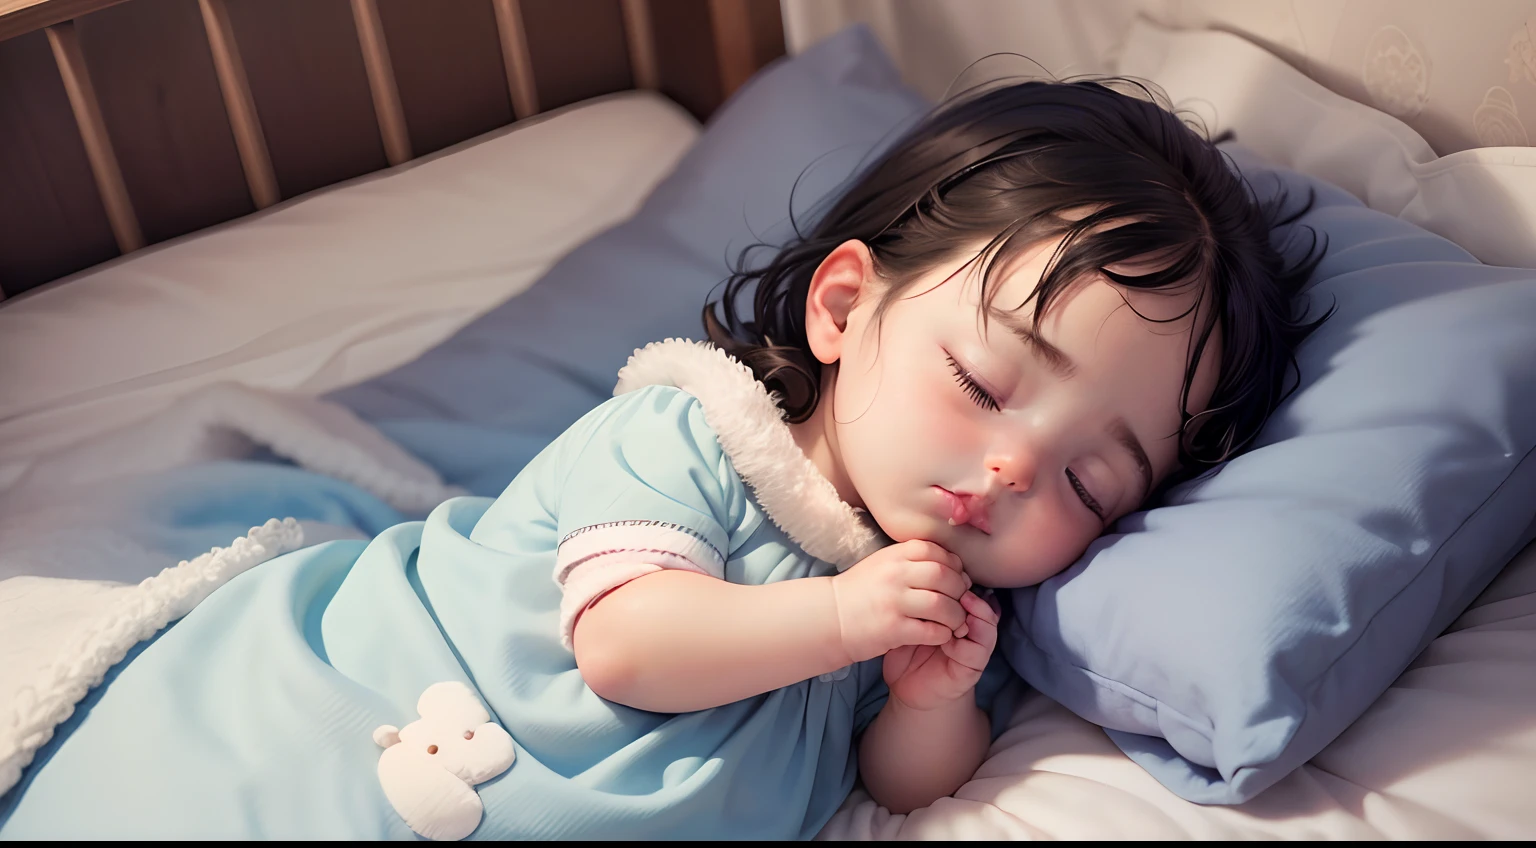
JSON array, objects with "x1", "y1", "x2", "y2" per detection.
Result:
[{"x1": 0, "y1": 91, "x2": 701, "y2": 492}]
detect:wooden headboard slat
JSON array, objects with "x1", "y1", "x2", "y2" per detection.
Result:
[
  {"x1": 491, "y1": 0, "x2": 539, "y2": 119},
  {"x1": 198, "y1": 0, "x2": 278, "y2": 209},
  {"x1": 0, "y1": 0, "x2": 124, "y2": 41},
  {"x1": 214, "y1": 0, "x2": 388, "y2": 203},
  {"x1": 44, "y1": 20, "x2": 143, "y2": 254},
  {"x1": 350, "y1": 0, "x2": 412, "y2": 166},
  {"x1": 620, "y1": 0, "x2": 657, "y2": 91},
  {"x1": 707, "y1": 0, "x2": 754, "y2": 99}
]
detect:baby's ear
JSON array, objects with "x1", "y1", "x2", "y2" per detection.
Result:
[{"x1": 804, "y1": 239, "x2": 875, "y2": 365}]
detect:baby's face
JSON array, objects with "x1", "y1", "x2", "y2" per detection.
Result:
[{"x1": 827, "y1": 238, "x2": 1220, "y2": 588}]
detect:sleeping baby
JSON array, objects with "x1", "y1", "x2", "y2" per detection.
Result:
[{"x1": 0, "y1": 76, "x2": 1326, "y2": 839}]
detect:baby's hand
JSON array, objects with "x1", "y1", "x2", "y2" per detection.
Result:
[
  {"x1": 883, "y1": 589, "x2": 1001, "y2": 713},
  {"x1": 829, "y1": 540, "x2": 971, "y2": 665}
]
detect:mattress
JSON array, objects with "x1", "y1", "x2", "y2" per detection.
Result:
[{"x1": 0, "y1": 90, "x2": 701, "y2": 492}]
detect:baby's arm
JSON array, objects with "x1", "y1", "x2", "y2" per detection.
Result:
[
  {"x1": 857, "y1": 589, "x2": 1001, "y2": 813},
  {"x1": 857, "y1": 691, "x2": 991, "y2": 814},
  {"x1": 573, "y1": 539, "x2": 969, "y2": 714},
  {"x1": 573, "y1": 570, "x2": 845, "y2": 713}
]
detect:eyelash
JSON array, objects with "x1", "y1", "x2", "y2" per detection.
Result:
[
  {"x1": 947, "y1": 352, "x2": 1105, "y2": 520},
  {"x1": 947, "y1": 354, "x2": 1000, "y2": 412},
  {"x1": 1066, "y1": 469, "x2": 1106, "y2": 520}
]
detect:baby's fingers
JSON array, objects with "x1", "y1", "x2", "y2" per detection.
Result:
[
  {"x1": 902, "y1": 619, "x2": 955, "y2": 648},
  {"x1": 940, "y1": 626, "x2": 992, "y2": 674},
  {"x1": 908, "y1": 560, "x2": 969, "y2": 600},
  {"x1": 961, "y1": 598, "x2": 998, "y2": 648},
  {"x1": 902, "y1": 590, "x2": 966, "y2": 632},
  {"x1": 962, "y1": 590, "x2": 1001, "y2": 628}
]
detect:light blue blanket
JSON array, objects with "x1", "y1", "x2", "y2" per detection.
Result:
[
  {"x1": 1, "y1": 370, "x2": 894, "y2": 839},
  {"x1": 2, "y1": 496, "x2": 882, "y2": 839}
]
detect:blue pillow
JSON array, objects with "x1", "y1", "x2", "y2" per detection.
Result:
[
  {"x1": 330, "y1": 25, "x2": 929, "y2": 495},
  {"x1": 1001, "y1": 150, "x2": 1536, "y2": 804}
]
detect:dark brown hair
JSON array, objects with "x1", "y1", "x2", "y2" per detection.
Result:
[{"x1": 703, "y1": 77, "x2": 1328, "y2": 475}]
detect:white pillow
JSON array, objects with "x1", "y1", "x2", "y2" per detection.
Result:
[
  {"x1": 0, "y1": 92, "x2": 700, "y2": 488},
  {"x1": 1117, "y1": 19, "x2": 1536, "y2": 270}
]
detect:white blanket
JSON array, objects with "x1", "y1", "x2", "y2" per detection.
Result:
[{"x1": 0, "y1": 383, "x2": 462, "y2": 797}]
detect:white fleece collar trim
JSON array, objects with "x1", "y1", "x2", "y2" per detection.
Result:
[{"x1": 614, "y1": 339, "x2": 887, "y2": 570}]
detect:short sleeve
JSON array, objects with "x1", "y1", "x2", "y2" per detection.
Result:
[{"x1": 552, "y1": 385, "x2": 747, "y2": 649}]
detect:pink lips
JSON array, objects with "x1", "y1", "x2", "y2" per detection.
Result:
[{"x1": 936, "y1": 487, "x2": 991, "y2": 535}]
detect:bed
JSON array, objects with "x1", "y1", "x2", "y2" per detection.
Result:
[{"x1": 3, "y1": 0, "x2": 1536, "y2": 840}]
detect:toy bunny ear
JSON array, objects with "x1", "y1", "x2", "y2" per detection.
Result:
[
  {"x1": 417, "y1": 681, "x2": 489, "y2": 727},
  {"x1": 373, "y1": 725, "x2": 401, "y2": 748}
]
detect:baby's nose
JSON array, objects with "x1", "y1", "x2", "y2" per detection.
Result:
[{"x1": 987, "y1": 449, "x2": 1037, "y2": 492}]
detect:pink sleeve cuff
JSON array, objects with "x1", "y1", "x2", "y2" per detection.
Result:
[{"x1": 554, "y1": 521, "x2": 725, "y2": 651}]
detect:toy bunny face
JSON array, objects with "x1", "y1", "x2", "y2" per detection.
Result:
[{"x1": 396, "y1": 713, "x2": 513, "y2": 785}]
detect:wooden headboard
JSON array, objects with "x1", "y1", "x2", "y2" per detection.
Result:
[{"x1": 0, "y1": 0, "x2": 785, "y2": 299}]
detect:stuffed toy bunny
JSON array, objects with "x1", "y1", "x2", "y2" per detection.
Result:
[{"x1": 374, "y1": 681, "x2": 516, "y2": 841}]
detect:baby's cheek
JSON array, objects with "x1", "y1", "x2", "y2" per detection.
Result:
[
  {"x1": 912, "y1": 385, "x2": 980, "y2": 447},
  {"x1": 984, "y1": 506, "x2": 1093, "y2": 588}
]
